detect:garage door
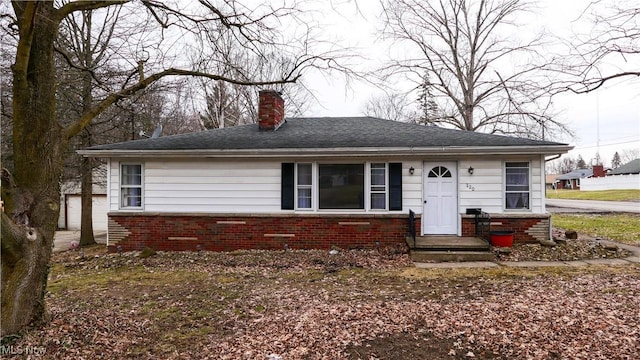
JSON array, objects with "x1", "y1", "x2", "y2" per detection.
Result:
[{"x1": 65, "y1": 195, "x2": 108, "y2": 231}]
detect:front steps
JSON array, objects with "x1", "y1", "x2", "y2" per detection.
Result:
[{"x1": 406, "y1": 235, "x2": 494, "y2": 262}]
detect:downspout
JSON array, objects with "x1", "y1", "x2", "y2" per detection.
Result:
[{"x1": 543, "y1": 154, "x2": 562, "y2": 242}]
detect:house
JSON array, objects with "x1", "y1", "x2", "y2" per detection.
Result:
[
  {"x1": 610, "y1": 159, "x2": 640, "y2": 175},
  {"x1": 545, "y1": 174, "x2": 560, "y2": 189},
  {"x1": 78, "y1": 90, "x2": 572, "y2": 252},
  {"x1": 555, "y1": 165, "x2": 606, "y2": 190},
  {"x1": 57, "y1": 167, "x2": 108, "y2": 231},
  {"x1": 580, "y1": 159, "x2": 640, "y2": 191}
]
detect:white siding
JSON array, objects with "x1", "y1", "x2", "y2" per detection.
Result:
[
  {"x1": 402, "y1": 160, "x2": 423, "y2": 213},
  {"x1": 142, "y1": 160, "x2": 281, "y2": 213},
  {"x1": 457, "y1": 157, "x2": 545, "y2": 215},
  {"x1": 109, "y1": 159, "x2": 119, "y2": 211},
  {"x1": 106, "y1": 156, "x2": 546, "y2": 215}
]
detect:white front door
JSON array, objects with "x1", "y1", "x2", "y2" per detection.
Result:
[{"x1": 422, "y1": 162, "x2": 458, "y2": 235}]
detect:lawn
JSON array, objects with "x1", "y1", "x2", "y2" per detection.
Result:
[
  {"x1": 546, "y1": 189, "x2": 640, "y2": 201},
  {"x1": 4, "y1": 248, "x2": 639, "y2": 359},
  {"x1": 552, "y1": 213, "x2": 640, "y2": 245}
]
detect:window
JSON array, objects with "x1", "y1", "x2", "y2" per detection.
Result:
[
  {"x1": 370, "y1": 163, "x2": 387, "y2": 209},
  {"x1": 296, "y1": 163, "x2": 312, "y2": 209},
  {"x1": 121, "y1": 164, "x2": 142, "y2": 208},
  {"x1": 428, "y1": 166, "x2": 451, "y2": 178},
  {"x1": 319, "y1": 164, "x2": 364, "y2": 209},
  {"x1": 505, "y1": 162, "x2": 529, "y2": 210},
  {"x1": 282, "y1": 162, "x2": 402, "y2": 211}
]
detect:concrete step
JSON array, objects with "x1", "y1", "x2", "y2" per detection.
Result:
[
  {"x1": 407, "y1": 236, "x2": 490, "y2": 251},
  {"x1": 410, "y1": 250, "x2": 495, "y2": 263}
]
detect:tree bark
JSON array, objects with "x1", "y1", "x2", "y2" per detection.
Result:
[
  {"x1": 2, "y1": 2, "x2": 63, "y2": 337},
  {"x1": 79, "y1": 10, "x2": 96, "y2": 246}
]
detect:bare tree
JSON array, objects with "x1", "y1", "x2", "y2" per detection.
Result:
[
  {"x1": 380, "y1": 0, "x2": 571, "y2": 140},
  {"x1": 557, "y1": 0, "x2": 639, "y2": 94},
  {"x1": 1, "y1": 0, "x2": 351, "y2": 337},
  {"x1": 547, "y1": 155, "x2": 577, "y2": 175},
  {"x1": 361, "y1": 92, "x2": 418, "y2": 123},
  {"x1": 620, "y1": 148, "x2": 640, "y2": 164}
]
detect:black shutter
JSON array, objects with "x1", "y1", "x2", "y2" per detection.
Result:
[
  {"x1": 389, "y1": 163, "x2": 403, "y2": 211},
  {"x1": 281, "y1": 163, "x2": 295, "y2": 210}
]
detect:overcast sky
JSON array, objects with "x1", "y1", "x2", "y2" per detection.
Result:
[{"x1": 300, "y1": 0, "x2": 639, "y2": 167}]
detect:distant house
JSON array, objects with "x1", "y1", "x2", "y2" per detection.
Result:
[
  {"x1": 578, "y1": 158, "x2": 640, "y2": 191},
  {"x1": 555, "y1": 165, "x2": 606, "y2": 190},
  {"x1": 610, "y1": 159, "x2": 640, "y2": 175},
  {"x1": 545, "y1": 174, "x2": 560, "y2": 189},
  {"x1": 79, "y1": 90, "x2": 572, "y2": 252}
]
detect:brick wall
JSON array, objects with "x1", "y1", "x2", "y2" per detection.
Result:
[
  {"x1": 258, "y1": 90, "x2": 285, "y2": 130},
  {"x1": 108, "y1": 213, "x2": 419, "y2": 252},
  {"x1": 462, "y1": 214, "x2": 551, "y2": 244}
]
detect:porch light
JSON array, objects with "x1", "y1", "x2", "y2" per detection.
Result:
[
  {"x1": 468, "y1": 166, "x2": 474, "y2": 175},
  {"x1": 409, "y1": 166, "x2": 415, "y2": 175}
]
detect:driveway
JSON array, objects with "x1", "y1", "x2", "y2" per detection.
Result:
[
  {"x1": 546, "y1": 199, "x2": 640, "y2": 213},
  {"x1": 53, "y1": 231, "x2": 107, "y2": 253}
]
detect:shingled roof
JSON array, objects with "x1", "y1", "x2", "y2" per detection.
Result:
[{"x1": 82, "y1": 117, "x2": 569, "y2": 156}]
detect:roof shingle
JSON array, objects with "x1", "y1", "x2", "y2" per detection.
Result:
[{"x1": 86, "y1": 117, "x2": 567, "y2": 151}]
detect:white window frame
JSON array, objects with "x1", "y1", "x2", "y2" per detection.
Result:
[
  {"x1": 120, "y1": 163, "x2": 144, "y2": 210},
  {"x1": 504, "y1": 161, "x2": 530, "y2": 211},
  {"x1": 295, "y1": 163, "x2": 313, "y2": 210},
  {"x1": 293, "y1": 162, "x2": 395, "y2": 212},
  {"x1": 369, "y1": 163, "x2": 388, "y2": 211}
]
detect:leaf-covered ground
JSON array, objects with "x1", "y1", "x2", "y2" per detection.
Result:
[{"x1": 4, "y1": 247, "x2": 639, "y2": 359}]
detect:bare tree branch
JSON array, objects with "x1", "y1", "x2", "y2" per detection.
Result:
[
  {"x1": 55, "y1": 0, "x2": 128, "y2": 21},
  {"x1": 64, "y1": 67, "x2": 302, "y2": 139},
  {"x1": 379, "y1": 0, "x2": 563, "y2": 139}
]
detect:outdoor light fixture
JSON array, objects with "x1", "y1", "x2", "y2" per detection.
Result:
[
  {"x1": 409, "y1": 166, "x2": 415, "y2": 175},
  {"x1": 468, "y1": 166, "x2": 474, "y2": 175}
]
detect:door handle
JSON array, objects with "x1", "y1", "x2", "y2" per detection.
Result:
[{"x1": 424, "y1": 200, "x2": 427, "y2": 204}]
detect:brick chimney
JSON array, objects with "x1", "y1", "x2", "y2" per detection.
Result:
[
  {"x1": 592, "y1": 165, "x2": 605, "y2": 178},
  {"x1": 258, "y1": 90, "x2": 285, "y2": 131}
]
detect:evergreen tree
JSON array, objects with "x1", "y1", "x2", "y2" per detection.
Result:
[
  {"x1": 576, "y1": 155, "x2": 587, "y2": 169},
  {"x1": 416, "y1": 73, "x2": 439, "y2": 125},
  {"x1": 611, "y1": 152, "x2": 622, "y2": 168}
]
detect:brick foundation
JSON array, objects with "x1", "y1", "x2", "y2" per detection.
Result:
[
  {"x1": 462, "y1": 214, "x2": 551, "y2": 244},
  {"x1": 107, "y1": 213, "x2": 420, "y2": 252}
]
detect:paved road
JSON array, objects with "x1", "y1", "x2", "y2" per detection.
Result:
[{"x1": 546, "y1": 199, "x2": 640, "y2": 213}]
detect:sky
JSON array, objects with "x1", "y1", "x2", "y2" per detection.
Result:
[{"x1": 299, "y1": 0, "x2": 640, "y2": 167}]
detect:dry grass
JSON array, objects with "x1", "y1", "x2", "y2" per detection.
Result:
[
  {"x1": 546, "y1": 189, "x2": 640, "y2": 201},
  {"x1": 3, "y1": 248, "x2": 639, "y2": 359},
  {"x1": 552, "y1": 213, "x2": 640, "y2": 245}
]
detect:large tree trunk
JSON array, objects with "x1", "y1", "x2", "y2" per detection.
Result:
[
  {"x1": 1, "y1": 2, "x2": 64, "y2": 337},
  {"x1": 79, "y1": 17, "x2": 96, "y2": 246},
  {"x1": 79, "y1": 134, "x2": 96, "y2": 246}
]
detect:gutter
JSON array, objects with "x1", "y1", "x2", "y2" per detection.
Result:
[
  {"x1": 78, "y1": 145, "x2": 574, "y2": 158},
  {"x1": 544, "y1": 154, "x2": 563, "y2": 162}
]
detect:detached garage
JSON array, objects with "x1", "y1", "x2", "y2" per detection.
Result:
[{"x1": 58, "y1": 169, "x2": 108, "y2": 231}]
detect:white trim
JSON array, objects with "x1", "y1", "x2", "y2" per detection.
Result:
[
  {"x1": 422, "y1": 161, "x2": 458, "y2": 235},
  {"x1": 503, "y1": 160, "x2": 532, "y2": 212},
  {"x1": 294, "y1": 163, "x2": 313, "y2": 210},
  {"x1": 369, "y1": 162, "x2": 388, "y2": 211},
  {"x1": 119, "y1": 162, "x2": 144, "y2": 210},
  {"x1": 106, "y1": 159, "x2": 111, "y2": 246},
  {"x1": 79, "y1": 145, "x2": 573, "y2": 158},
  {"x1": 291, "y1": 161, "x2": 397, "y2": 213}
]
